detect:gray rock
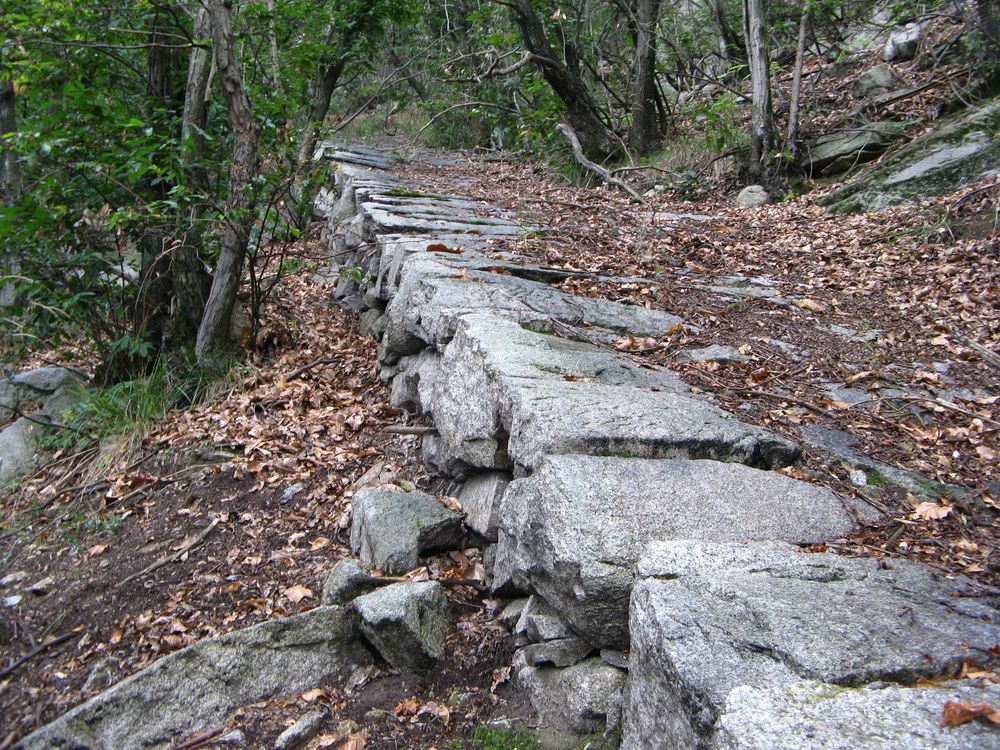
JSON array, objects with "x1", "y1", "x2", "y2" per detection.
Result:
[
  {"x1": 357, "y1": 309, "x2": 387, "y2": 340},
  {"x1": 498, "y1": 455, "x2": 862, "y2": 649},
  {"x1": 16, "y1": 606, "x2": 371, "y2": 750},
  {"x1": 379, "y1": 252, "x2": 685, "y2": 362},
  {"x1": 0, "y1": 418, "x2": 41, "y2": 483},
  {"x1": 621, "y1": 540, "x2": 1000, "y2": 750},
  {"x1": 10, "y1": 366, "x2": 85, "y2": 394},
  {"x1": 519, "y1": 658, "x2": 627, "y2": 737},
  {"x1": 485, "y1": 544, "x2": 522, "y2": 597},
  {"x1": 28, "y1": 576, "x2": 54, "y2": 595},
  {"x1": 677, "y1": 345, "x2": 746, "y2": 364},
  {"x1": 82, "y1": 656, "x2": 120, "y2": 693},
  {"x1": 514, "y1": 595, "x2": 571, "y2": 641},
  {"x1": 823, "y1": 96, "x2": 1000, "y2": 213},
  {"x1": 852, "y1": 65, "x2": 903, "y2": 98},
  {"x1": 459, "y1": 471, "x2": 512, "y2": 541},
  {"x1": 808, "y1": 123, "x2": 909, "y2": 176},
  {"x1": 4, "y1": 594, "x2": 23, "y2": 608},
  {"x1": 321, "y1": 559, "x2": 375, "y2": 606},
  {"x1": 600, "y1": 649, "x2": 629, "y2": 670},
  {"x1": 519, "y1": 638, "x2": 594, "y2": 668},
  {"x1": 274, "y1": 709, "x2": 326, "y2": 750},
  {"x1": 352, "y1": 581, "x2": 449, "y2": 674},
  {"x1": 498, "y1": 597, "x2": 530, "y2": 626},
  {"x1": 736, "y1": 186, "x2": 769, "y2": 208},
  {"x1": 714, "y1": 681, "x2": 1000, "y2": 750},
  {"x1": 0, "y1": 570, "x2": 28, "y2": 587},
  {"x1": 429, "y1": 315, "x2": 798, "y2": 474},
  {"x1": 885, "y1": 23, "x2": 921, "y2": 62},
  {"x1": 349, "y1": 488, "x2": 463, "y2": 574},
  {"x1": 389, "y1": 349, "x2": 441, "y2": 412}
]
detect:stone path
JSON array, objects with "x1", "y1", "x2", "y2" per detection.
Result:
[{"x1": 317, "y1": 144, "x2": 1000, "y2": 749}]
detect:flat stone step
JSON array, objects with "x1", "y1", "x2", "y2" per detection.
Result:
[
  {"x1": 426, "y1": 314, "x2": 799, "y2": 473},
  {"x1": 495, "y1": 455, "x2": 864, "y2": 649},
  {"x1": 380, "y1": 254, "x2": 685, "y2": 360},
  {"x1": 622, "y1": 540, "x2": 1000, "y2": 749},
  {"x1": 713, "y1": 680, "x2": 1000, "y2": 750},
  {"x1": 16, "y1": 607, "x2": 371, "y2": 750}
]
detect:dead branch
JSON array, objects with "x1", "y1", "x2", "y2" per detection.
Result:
[
  {"x1": 0, "y1": 630, "x2": 80, "y2": 680},
  {"x1": 285, "y1": 356, "x2": 337, "y2": 381},
  {"x1": 955, "y1": 335, "x2": 1000, "y2": 371},
  {"x1": 555, "y1": 124, "x2": 644, "y2": 201},
  {"x1": 353, "y1": 574, "x2": 485, "y2": 591},
  {"x1": 120, "y1": 516, "x2": 221, "y2": 586},
  {"x1": 170, "y1": 727, "x2": 226, "y2": 750},
  {"x1": 381, "y1": 425, "x2": 437, "y2": 436}
]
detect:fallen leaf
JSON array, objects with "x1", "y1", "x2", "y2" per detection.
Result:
[
  {"x1": 394, "y1": 698, "x2": 419, "y2": 717},
  {"x1": 792, "y1": 298, "x2": 826, "y2": 312},
  {"x1": 490, "y1": 665, "x2": 511, "y2": 694},
  {"x1": 310, "y1": 537, "x2": 331, "y2": 551},
  {"x1": 284, "y1": 585, "x2": 314, "y2": 604},
  {"x1": 302, "y1": 687, "x2": 326, "y2": 702},
  {"x1": 87, "y1": 543, "x2": 108, "y2": 557},
  {"x1": 977, "y1": 445, "x2": 997, "y2": 462},
  {"x1": 339, "y1": 732, "x2": 367, "y2": 750},
  {"x1": 913, "y1": 502, "x2": 953, "y2": 521},
  {"x1": 941, "y1": 700, "x2": 1000, "y2": 727}
]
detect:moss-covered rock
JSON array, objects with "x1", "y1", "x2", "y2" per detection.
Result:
[{"x1": 821, "y1": 96, "x2": 1000, "y2": 213}]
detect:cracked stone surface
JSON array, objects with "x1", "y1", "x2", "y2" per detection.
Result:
[
  {"x1": 16, "y1": 607, "x2": 370, "y2": 750},
  {"x1": 428, "y1": 314, "x2": 799, "y2": 473},
  {"x1": 352, "y1": 581, "x2": 450, "y2": 674},
  {"x1": 621, "y1": 540, "x2": 1000, "y2": 750},
  {"x1": 497, "y1": 456, "x2": 864, "y2": 649}
]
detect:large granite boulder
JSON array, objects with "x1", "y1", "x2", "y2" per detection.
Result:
[
  {"x1": 518, "y1": 657, "x2": 627, "y2": 738},
  {"x1": 808, "y1": 123, "x2": 910, "y2": 176},
  {"x1": 823, "y1": 96, "x2": 1000, "y2": 213},
  {"x1": 349, "y1": 488, "x2": 464, "y2": 574},
  {"x1": 884, "y1": 23, "x2": 921, "y2": 62},
  {"x1": 16, "y1": 607, "x2": 371, "y2": 750},
  {"x1": 852, "y1": 65, "x2": 903, "y2": 98},
  {"x1": 714, "y1": 680, "x2": 1000, "y2": 750},
  {"x1": 622, "y1": 540, "x2": 1000, "y2": 750},
  {"x1": 0, "y1": 418, "x2": 41, "y2": 484},
  {"x1": 428, "y1": 315, "x2": 799, "y2": 475},
  {"x1": 496, "y1": 456, "x2": 864, "y2": 649}
]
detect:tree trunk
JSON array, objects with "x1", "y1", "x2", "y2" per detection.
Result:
[
  {"x1": 631, "y1": 0, "x2": 661, "y2": 154},
  {"x1": 181, "y1": 6, "x2": 213, "y2": 186},
  {"x1": 785, "y1": 6, "x2": 809, "y2": 159},
  {"x1": 295, "y1": 57, "x2": 346, "y2": 169},
  {"x1": 510, "y1": 0, "x2": 613, "y2": 161},
  {"x1": 742, "y1": 0, "x2": 774, "y2": 178},
  {"x1": 196, "y1": 0, "x2": 259, "y2": 367},
  {"x1": 387, "y1": 47, "x2": 428, "y2": 101},
  {"x1": 0, "y1": 58, "x2": 22, "y2": 201},
  {"x1": 264, "y1": 0, "x2": 284, "y2": 95}
]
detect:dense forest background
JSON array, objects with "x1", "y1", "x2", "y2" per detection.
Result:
[{"x1": 1, "y1": 0, "x2": 998, "y2": 391}]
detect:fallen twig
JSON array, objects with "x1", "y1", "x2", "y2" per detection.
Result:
[
  {"x1": 120, "y1": 516, "x2": 222, "y2": 586},
  {"x1": 170, "y1": 727, "x2": 225, "y2": 750},
  {"x1": 381, "y1": 425, "x2": 437, "y2": 436},
  {"x1": 0, "y1": 630, "x2": 80, "y2": 681},
  {"x1": 555, "y1": 123, "x2": 644, "y2": 202},
  {"x1": 285, "y1": 356, "x2": 337, "y2": 381},
  {"x1": 956, "y1": 335, "x2": 1000, "y2": 371},
  {"x1": 353, "y1": 574, "x2": 485, "y2": 591}
]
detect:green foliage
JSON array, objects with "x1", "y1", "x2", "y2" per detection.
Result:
[
  {"x1": 688, "y1": 95, "x2": 749, "y2": 154},
  {"x1": 461, "y1": 727, "x2": 542, "y2": 750}
]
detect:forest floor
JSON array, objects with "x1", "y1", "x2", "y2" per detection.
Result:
[{"x1": 2, "y1": 106, "x2": 1000, "y2": 750}]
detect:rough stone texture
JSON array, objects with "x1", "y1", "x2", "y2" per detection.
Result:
[
  {"x1": 429, "y1": 315, "x2": 798, "y2": 474},
  {"x1": 677, "y1": 345, "x2": 746, "y2": 364},
  {"x1": 498, "y1": 455, "x2": 862, "y2": 649},
  {"x1": 884, "y1": 23, "x2": 921, "y2": 62},
  {"x1": 379, "y1": 253, "x2": 685, "y2": 362},
  {"x1": 518, "y1": 638, "x2": 594, "y2": 668},
  {"x1": 713, "y1": 680, "x2": 1000, "y2": 750},
  {"x1": 352, "y1": 582, "x2": 449, "y2": 674},
  {"x1": 823, "y1": 96, "x2": 1000, "y2": 213},
  {"x1": 621, "y1": 540, "x2": 1000, "y2": 750},
  {"x1": 388, "y1": 349, "x2": 441, "y2": 413},
  {"x1": 273, "y1": 709, "x2": 326, "y2": 750},
  {"x1": 349, "y1": 488, "x2": 463, "y2": 574},
  {"x1": 514, "y1": 595, "x2": 574, "y2": 642},
  {"x1": 458, "y1": 471, "x2": 511, "y2": 540},
  {"x1": 518, "y1": 657, "x2": 627, "y2": 737},
  {"x1": 852, "y1": 65, "x2": 903, "y2": 98},
  {"x1": 16, "y1": 607, "x2": 371, "y2": 750},
  {"x1": 321, "y1": 559, "x2": 375, "y2": 606},
  {"x1": 808, "y1": 123, "x2": 909, "y2": 176},
  {"x1": 0, "y1": 418, "x2": 41, "y2": 483},
  {"x1": 735, "y1": 185, "x2": 769, "y2": 207}
]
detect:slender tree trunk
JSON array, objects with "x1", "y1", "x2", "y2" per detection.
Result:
[
  {"x1": 742, "y1": 0, "x2": 775, "y2": 178},
  {"x1": 786, "y1": 6, "x2": 809, "y2": 159},
  {"x1": 173, "y1": 5, "x2": 214, "y2": 342},
  {"x1": 510, "y1": 0, "x2": 613, "y2": 160},
  {"x1": 295, "y1": 57, "x2": 346, "y2": 169},
  {"x1": 387, "y1": 48, "x2": 428, "y2": 101},
  {"x1": 264, "y1": 0, "x2": 284, "y2": 95},
  {"x1": 196, "y1": 0, "x2": 259, "y2": 366},
  {"x1": 0, "y1": 58, "x2": 22, "y2": 201},
  {"x1": 631, "y1": 0, "x2": 661, "y2": 154}
]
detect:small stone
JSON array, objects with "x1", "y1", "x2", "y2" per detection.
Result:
[
  {"x1": 852, "y1": 64, "x2": 902, "y2": 98},
  {"x1": 519, "y1": 638, "x2": 594, "y2": 668},
  {"x1": 216, "y1": 730, "x2": 246, "y2": 747},
  {"x1": 274, "y1": 709, "x2": 326, "y2": 750},
  {"x1": 677, "y1": 345, "x2": 746, "y2": 365},
  {"x1": 352, "y1": 581, "x2": 450, "y2": 674},
  {"x1": 281, "y1": 483, "x2": 304, "y2": 504},
  {"x1": 518, "y1": 658, "x2": 627, "y2": 737},
  {"x1": 498, "y1": 597, "x2": 530, "y2": 626},
  {"x1": 515, "y1": 596, "x2": 572, "y2": 642},
  {"x1": 458, "y1": 471, "x2": 511, "y2": 541},
  {"x1": 736, "y1": 185, "x2": 769, "y2": 208},
  {"x1": 0, "y1": 570, "x2": 28, "y2": 588},
  {"x1": 600, "y1": 649, "x2": 629, "y2": 670},
  {"x1": 4, "y1": 594, "x2": 23, "y2": 607},
  {"x1": 849, "y1": 469, "x2": 868, "y2": 487},
  {"x1": 884, "y1": 22, "x2": 921, "y2": 62},
  {"x1": 82, "y1": 656, "x2": 120, "y2": 692},
  {"x1": 321, "y1": 559, "x2": 374, "y2": 606},
  {"x1": 28, "y1": 576, "x2": 54, "y2": 595}
]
